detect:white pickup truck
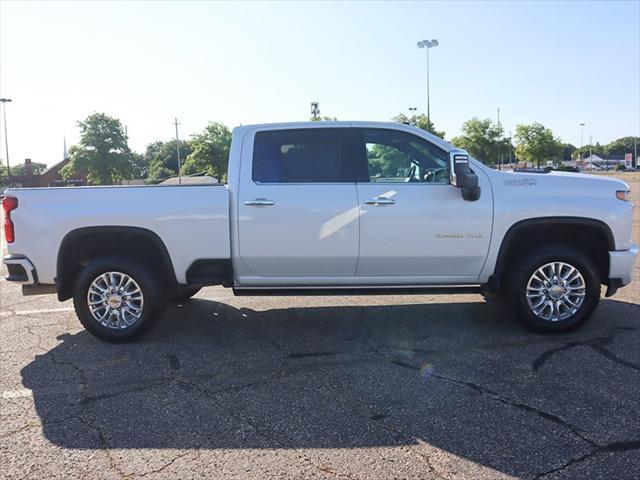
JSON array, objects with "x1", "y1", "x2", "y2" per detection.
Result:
[{"x1": 3, "y1": 122, "x2": 637, "y2": 341}]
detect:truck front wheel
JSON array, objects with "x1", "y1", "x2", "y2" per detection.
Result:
[
  {"x1": 72, "y1": 256, "x2": 167, "y2": 342},
  {"x1": 509, "y1": 245, "x2": 601, "y2": 332}
]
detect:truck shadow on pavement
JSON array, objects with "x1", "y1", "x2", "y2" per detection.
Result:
[{"x1": 21, "y1": 297, "x2": 640, "y2": 478}]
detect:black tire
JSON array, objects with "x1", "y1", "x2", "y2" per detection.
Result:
[
  {"x1": 172, "y1": 286, "x2": 202, "y2": 302},
  {"x1": 72, "y1": 255, "x2": 168, "y2": 342},
  {"x1": 508, "y1": 244, "x2": 600, "y2": 332}
]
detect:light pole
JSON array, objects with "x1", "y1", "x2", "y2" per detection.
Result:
[
  {"x1": 0, "y1": 98, "x2": 12, "y2": 187},
  {"x1": 173, "y1": 118, "x2": 182, "y2": 184},
  {"x1": 417, "y1": 39, "x2": 438, "y2": 133},
  {"x1": 579, "y1": 123, "x2": 585, "y2": 170}
]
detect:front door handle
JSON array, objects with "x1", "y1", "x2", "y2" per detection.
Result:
[
  {"x1": 364, "y1": 197, "x2": 395, "y2": 206},
  {"x1": 244, "y1": 198, "x2": 275, "y2": 206}
]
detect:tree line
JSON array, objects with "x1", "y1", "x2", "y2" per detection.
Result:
[{"x1": 38, "y1": 112, "x2": 636, "y2": 186}]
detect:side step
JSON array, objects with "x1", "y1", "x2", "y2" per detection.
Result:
[{"x1": 233, "y1": 285, "x2": 482, "y2": 297}]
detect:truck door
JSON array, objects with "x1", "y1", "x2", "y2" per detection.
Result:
[
  {"x1": 353, "y1": 128, "x2": 493, "y2": 281},
  {"x1": 237, "y1": 127, "x2": 360, "y2": 281}
]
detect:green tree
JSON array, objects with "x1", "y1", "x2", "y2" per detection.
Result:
[
  {"x1": 129, "y1": 152, "x2": 148, "y2": 179},
  {"x1": 560, "y1": 143, "x2": 576, "y2": 162},
  {"x1": 61, "y1": 113, "x2": 134, "y2": 184},
  {"x1": 392, "y1": 113, "x2": 445, "y2": 139},
  {"x1": 575, "y1": 142, "x2": 605, "y2": 160},
  {"x1": 182, "y1": 122, "x2": 232, "y2": 180},
  {"x1": 451, "y1": 117, "x2": 510, "y2": 164},
  {"x1": 604, "y1": 136, "x2": 638, "y2": 155},
  {"x1": 514, "y1": 122, "x2": 563, "y2": 167},
  {"x1": 146, "y1": 140, "x2": 193, "y2": 181},
  {"x1": 310, "y1": 116, "x2": 338, "y2": 121},
  {"x1": 367, "y1": 144, "x2": 411, "y2": 178},
  {"x1": 9, "y1": 161, "x2": 48, "y2": 176}
]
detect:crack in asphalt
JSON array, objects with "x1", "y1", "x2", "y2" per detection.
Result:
[
  {"x1": 49, "y1": 350, "x2": 89, "y2": 400},
  {"x1": 532, "y1": 438, "x2": 640, "y2": 479},
  {"x1": 363, "y1": 323, "x2": 640, "y2": 480},
  {"x1": 354, "y1": 304, "x2": 446, "y2": 480},
  {"x1": 73, "y1": 414, "x2": 127, "y2": 479},
  {"x1": 23, "y1": 324, "x2": 53, "y2": 353},
  {"x1": 532, "y1": 327, "x2": 639, "y2": 372},
  {"x1": 364, "y1": 335, "x2": 601, "y2": 455},
  {"x1": 134, "y1": 451, "x2": 193, "y2": 478},
  {"x1": 429, "y1": 373, "x2": 599, "y2": 449},
  {"x1": 173, "y1": 376, "x2": 356, "y2": 480}
]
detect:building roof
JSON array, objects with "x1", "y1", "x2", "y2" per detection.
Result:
[{"x1": 586, "y1": 153, "x2": 626, "y2": 160}]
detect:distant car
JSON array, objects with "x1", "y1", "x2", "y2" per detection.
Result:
[
  {"x1": 554, "y1": 166, "x2": 579, "y2": 173},
  {"x1": 2, "y1": 121, "x2": 638, "y2": 341}
]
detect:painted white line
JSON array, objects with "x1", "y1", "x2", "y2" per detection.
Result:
[
  {"x1": 1, "y1": 388, "x2": 33, "y2": 399},
  {"x1": 0, "y1": 307, "x2": 75, "y2": 317}
]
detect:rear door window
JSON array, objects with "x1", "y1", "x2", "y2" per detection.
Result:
[{"x1": 253, "y1": 129, "x2": 349, "y2": 183}]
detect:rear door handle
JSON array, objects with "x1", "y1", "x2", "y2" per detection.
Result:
[
  {"x1": 244, "y1": 198, "x2": 275, "y2": 206},
  {"x1": 364, "y1": 197, "x2": 395, "y2": 206}
]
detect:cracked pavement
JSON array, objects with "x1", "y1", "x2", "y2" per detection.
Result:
[{"x1": 1, "y1": 181, "x2": 639, "y2": 479}]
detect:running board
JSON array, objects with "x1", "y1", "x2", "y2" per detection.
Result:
[{"x1": 233, "y1": 285, "x2": 482, "y2": 297}]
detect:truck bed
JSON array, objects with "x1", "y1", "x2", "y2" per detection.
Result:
[{"x1": 4, "y1": 184, "x2": 230, "y2": 284}]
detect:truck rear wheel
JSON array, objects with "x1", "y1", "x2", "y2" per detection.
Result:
[
  {"x1": 508, "y1": 245, "x2": 600, "y2": 332},
  {"x1": 72, "y1": 256, "x2": 167, "y2": 342}
]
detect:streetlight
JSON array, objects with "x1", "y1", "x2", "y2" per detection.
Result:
[
  {"x1": 417, "y1": 39, "x2": 438, "y2": 133},
  {"x1": 579, "y1": 123, "x2": 585, "y2": 170},
  {"x1": 0, "y1": 98, "x2": 12, "y2": 187}
]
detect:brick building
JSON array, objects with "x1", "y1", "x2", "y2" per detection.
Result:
[{"x1": 8, "y1": 158, "x2": 87, "y2": 187}]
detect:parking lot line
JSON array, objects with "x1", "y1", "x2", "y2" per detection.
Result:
[
  {"x1": 0, "y1": 307, "x2": 75, "y2": 317},
  {"x1": 1, "y1": 388, "x2": 33, "y2": 399}
]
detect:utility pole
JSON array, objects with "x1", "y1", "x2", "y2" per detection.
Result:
[
  {"x1": 497, "y1": 108, "x2": 501, "y2": 170},
  {"x1": 0, "y1": 98, "x2": 12, "y2": 187},
  {"x1": 634, "y1": 135, "x2": 637, "y2": 169},
  {"x1": 579, "y1": 123, "x2": 585, "y2": 170},
  {"x1": 509, "y1": 131, "x2": 512, "y2": 167},
  {"x1": 173, "y1": 118, "x2": 182, "y2": 184}
]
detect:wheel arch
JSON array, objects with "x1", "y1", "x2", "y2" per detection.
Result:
[
  {"x1": 56, "y1": 226, "x2": 178, "y2": 301},
  {"x1": 490, "y1": 217, "x2": 614, "y2": 293}
]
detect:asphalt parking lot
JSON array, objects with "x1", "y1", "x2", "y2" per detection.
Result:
[{"x1": 1, "y1": 178, "x2": 639, "y2": 479}]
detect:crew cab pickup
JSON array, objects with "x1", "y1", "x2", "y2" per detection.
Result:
[{"x1": 3, "y1": 122, "x2": 637, "y2": 341}]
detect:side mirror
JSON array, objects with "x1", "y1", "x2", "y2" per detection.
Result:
[{"x1": 449, "y1": 149, "x2": 481, "y2": 201}]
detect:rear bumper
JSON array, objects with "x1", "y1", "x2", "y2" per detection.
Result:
[
  {"x1": 3, "y1": 255, "x2": 37, "y2": 284},
  {"x1": 609, "y1": 243, "x2": 638, "y2": 287}
]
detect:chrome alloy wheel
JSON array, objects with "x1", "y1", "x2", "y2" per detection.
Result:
[
  {"x1": 526, "y1": 262, "x2": 586, "y2": 322},
  {"x1": 87, "y1": 272, "x2": 144, "y2": 329}
]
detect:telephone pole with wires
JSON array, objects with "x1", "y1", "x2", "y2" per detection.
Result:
[{"x1": 173, "y1": 118, "x2": 182, "y2": 184}]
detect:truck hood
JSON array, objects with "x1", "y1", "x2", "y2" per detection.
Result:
[{"x1": 486, "y1": 168, "x2": 631, "y2": 194}]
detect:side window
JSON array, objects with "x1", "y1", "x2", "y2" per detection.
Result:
[
  {"x1": 360, "y1": 129, "x2": 449, "y2": 184},
  {"x1": 252, "y1": 129, "x2": 344, "y2": 183}
]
